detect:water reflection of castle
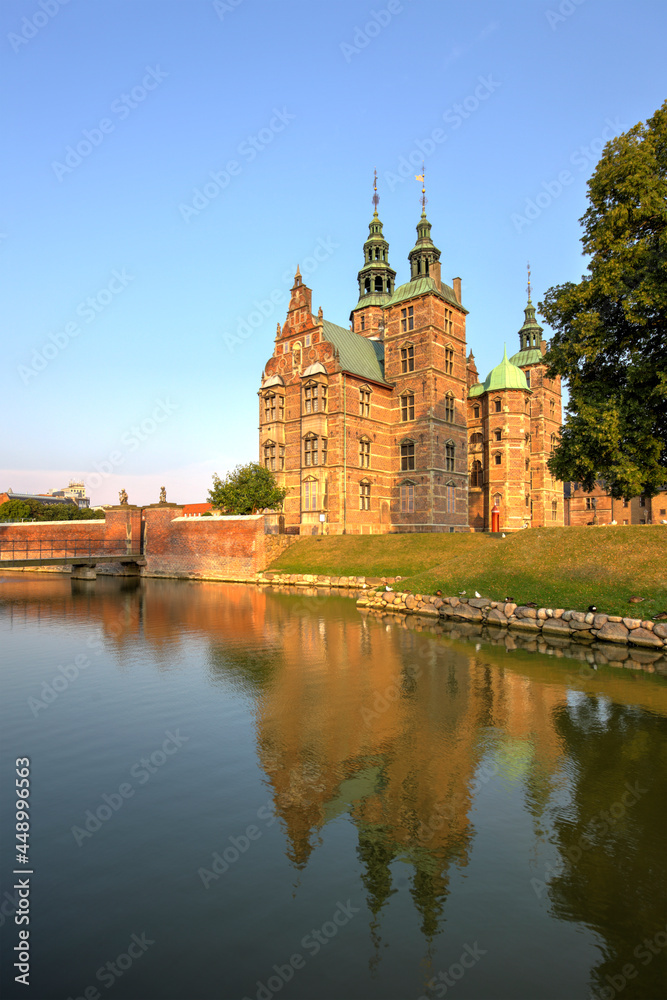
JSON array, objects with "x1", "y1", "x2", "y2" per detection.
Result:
[{"x1": 7, "y1": 575, "x2": 666, "y2": 994}]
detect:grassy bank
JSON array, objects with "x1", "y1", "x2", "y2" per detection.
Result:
[{"x1": 268, "y1": 526, "x2": 667, "y2": 618}]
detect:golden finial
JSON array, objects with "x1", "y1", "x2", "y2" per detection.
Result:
[
  {"x1": 527, "y1": 262, "x2": 532, "y2": 301},
  {"x1": 415, "y1": 163, "x2": 426, "y2": 213},
  {"x1": 372, "y1": 168, "x2": 379, "y2": 215}
]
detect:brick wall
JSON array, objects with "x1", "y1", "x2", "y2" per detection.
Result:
[{"x1": 141, "y1": 508, "x2": 266, "y2": 578}]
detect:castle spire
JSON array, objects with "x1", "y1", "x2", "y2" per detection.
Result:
[
  {"x1": 353, "y1": 173, "x2": 396, "y2": 304},
  {"x1": 517, "y1": 267, "x2": 543, "y2": 352},
  {"x1": 408, "y1": 171, "x2": 440, "y2": 280}
]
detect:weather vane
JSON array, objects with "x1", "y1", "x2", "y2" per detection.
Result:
[
  {"x1": 372, "y1": 168, "x2": 379, "y2": 214},
  {"x1": 415, "y1": 162, "x2": 427, "y2": 212},
  {"x1": 527, "y1": 262, "x2": 532, "y2": 301}
]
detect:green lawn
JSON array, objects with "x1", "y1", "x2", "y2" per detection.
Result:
[{"x1": 268, "y1": 526, "x2": 667, "y2": 618}]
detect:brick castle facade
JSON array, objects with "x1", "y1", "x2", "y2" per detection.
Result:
[{"x1": 259, "y1": 195, "x2": 563, "y2": 533}]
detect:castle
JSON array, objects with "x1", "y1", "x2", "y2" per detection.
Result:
[{"x1": 259, "y1": 185, "x2": 563, "y2": 533}]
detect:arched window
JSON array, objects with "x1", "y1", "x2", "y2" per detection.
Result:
[
  {"x1": 551, "y1": 500, "x2": 558, "y2": 521},
  {"x1": 470, "y1": 432, "x2": 483, "y2": 445},
  {"x1": 374, "y1": 275, "x2": 383, "y2": 292},
  {"x1": 494, "y1": 453, "x2": 502, "y2": 465},
  {"x1": 445, "y1": 442, "x2": 455, "y2": 472},
  {"x1": 446, "y1": 481, "x2": 455, "y2": 512},
  {"x1": 470, "y1": 460, "x2": 483, "y2": 488},
  {"x1": 444, "y1": 393, "x2": 454, "y2": 423},
  {"x1": 364, "y1": 278, "x2": 370, "y2": 294},
  {"x1": 359, "y1": 480, "x2": 371, "y2": 510},
  {"x1": 400, "y1": 441, "x2": 415, "y2": 471},
  {"x1": 359, "y1": 437, "x2": 371, "y2": 468},
  {"x1": 494, "y1": 398, "x2": 502, "y2": 413},
  {"x1": 473, "y1": 404, "x2": 480, "y2": 418},
  {"x1": 494, "y1": 428, "x2": 502, "y2": 441}
]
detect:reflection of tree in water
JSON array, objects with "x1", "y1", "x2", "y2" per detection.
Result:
[
  {"x1": 207, "y1": 643, "x2": 284, "y2": 694},
  {"x1": 546, "y1": 696, "x2": 667, "y2": 1000}
]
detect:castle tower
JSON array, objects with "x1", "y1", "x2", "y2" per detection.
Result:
[
  {"x1": 509, "y1": 269, "x2": 564, "y2": 527},
  {"x1": 350, "y1": 173, "x2": 396, "y2": 338},
  {"x1": 468, "y1": 346, "x2": 532, "y2": 531},
  {"x1": 383, "y1": 194, "x2": 469, "y2": 531}
]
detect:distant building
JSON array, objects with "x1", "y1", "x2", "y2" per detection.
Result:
[
  {"x1": 0, "y1": 490, "x2": 77, "y2": 509},
  {"x1": 182, "y1": 503, "x2": 213, "y2": 517},
  {"x1": 564, "y1": 482, "x2": 667, "y2": 525},
  {"x1": 44, "y1": 480, "x2": 90, "y2": 508}
]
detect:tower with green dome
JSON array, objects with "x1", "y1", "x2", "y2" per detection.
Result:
[{"x1": 350, "y1": 171, "x2": 396, "y2": 338}]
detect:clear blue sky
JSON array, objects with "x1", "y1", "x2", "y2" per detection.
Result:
[{"x1": 2, "y1": 0, "x2": 665, "y2": 506}]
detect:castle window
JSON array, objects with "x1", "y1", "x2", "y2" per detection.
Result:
[
  {"x1": 445, "y1": 442, "x2": 455, "y2": 472},
  {"x1": 525, "y1": 494, "x2": 530, "y2": 507},
  {"x1": 525, "y1": 371, "x2": 531, "y2": 388},
  {"x1": 304, "y1": 334, "x2": 311, "y2": 347},
  {"x1": 640, "y1": 496, "x2": 646, "y2": 507},
  {"x1": 494, "y1": 453, "x2": 502, "y2": 465},
  {"x1": 401, "y1": 441, "x2": 415, "y2": 471},
  {"x1": 473, "y1": 404, "x2": 480, "y2": 419},
  {"x1": 494, "y1": 399, "x2": 502, "y2": 413},
  {"x1": 374, "y1": 276, "x2": 383, "y2": 292},
  {"x1": 401, "y1": 483, "x2": 414, "y2": 513},
  {"x1": 444, "y1": 345, "x2": 454, "y2": 375},
  {"x1": 446, "y1": 484, "x2": 455, "y2": 513},
  {"x1": 550, "y1": 433, "x2": 556, "y2": 451},
  {"x1": 279, "y1": 445, "x2": 285, "y2": 471},
  {"x1": 470, "y1": 432, "x2": 483, "y2": 445},
  {"x1": 525, "y1": 399, "x2": 530, "y2": 413},
  {"x1": 552, "y1": 500, "x2": 558, "y2": 521},
  {"x1": 494, "y1": 428, "x2": 502, "y2": 442},
  {"x1": 264, "y1": 393, "x2": 276, "y2": 422},
  {"x1": 401, "y1": 393, "x2": 415, "y2": 421},
  {"x1": 470, "y1": 460, "x2": 483, "y2": 488},
  {"x1": 364, "y1": 278, "x2": 370, "y2": 294},
  {"x1": 360, "y1": 314, "x2": 365, "y2": 331},
  {"x1": 401, "y1": 345, "x2": 414, "y2": 373},
  {"x1": 444, "y1": 393, "x2": 454, "y2": 423},
  {"x1": 359, "y1": 480, "x2": 371, "y2": 511},
  {"x1": 525, "y1": 432, "x2": 531, "y2": 446},
  {"x1": 445, "y1": 308, "x2": 453, "y2": 335},
  {"x1": 264, "y1": 441, "x2": 276, "y2": 471},
  {"x1": 304, "y1": 381, "x2": 327, "y2": 414},
  {"x1": 550, "y1": 399, "x2": 555, "y2": 417},
  {"x1": 302, "y1": 478, "x2": 318, "y2": 511},
  {"x1": 359, "y1": 387, "x2": 371, "y2": 417},
  {"x1": 494, "y1": 493, "x2": 502, "y2": 507},
  {"x1": 359, "y1": 438, "x2": 371, "y2": 468},
  {"x1": 401, "y1": 306, "x2": 414, "y2": 332},
  {"x1": 585, "y1": 497, "x2": 592, "y2": 510}
]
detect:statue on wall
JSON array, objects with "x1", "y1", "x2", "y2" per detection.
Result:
[
  {"x1": 119, "y1": 489, "x2": 128, "y2": 506},
  {"x1": 159, "y1": 486, "x2": 167, "y2": 503}
]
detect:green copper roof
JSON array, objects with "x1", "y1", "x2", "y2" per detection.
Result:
[
  {"x1": 468, "y1": 346, "x2": 531, "y2": 397},
  {"x1": 509, "y1": 347, "x2": 544, "y2": 367},
  {"x1": 351, "y1": 292, "x2": 390, "y2": 312},
  {"x1": 321, "y1": 319, "x2": 389, "y2": 385},
  {"x1": 484, "y1": 346, "x2": 530, "y2": 392},
  {"x1": 384, "y1": 276, "x2": 467, "y2": 313}
]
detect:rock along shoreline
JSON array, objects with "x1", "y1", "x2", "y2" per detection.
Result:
[{"x1": 250, "y1": 571, "x2": 666, "y2": 651}]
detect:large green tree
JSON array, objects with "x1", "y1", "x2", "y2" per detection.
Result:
[
  {"x1": 208, "y1": 463, "x2": 288, "y2": 515},
  {"x1": 541, "y1": 100, "x2": 667, "y2": 498}
]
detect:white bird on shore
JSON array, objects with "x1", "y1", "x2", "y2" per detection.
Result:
[
  {"x1": 385, "y1": 585, "x2": 393, "y2": 592},
  {"x1": 459, "y1": 590, "x2": 466, "y2": 595},
  {"x1": 474, "y1": 591, "x2": 481, "y2": 598},
  {"x1": 501, "y1": 533, "x2": 506, "y2": 538}
]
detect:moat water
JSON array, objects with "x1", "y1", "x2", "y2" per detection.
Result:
[{"x1": 1, "y1": 574, "x2": 666, "y2": 1000}]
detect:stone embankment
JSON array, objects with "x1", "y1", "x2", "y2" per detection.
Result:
[
  {"x1": 254, "y1": 571, "x2": 665, "y2": 651},
  {"x1": 355, "y1": 591, "x2": 666, "y2": 650}
]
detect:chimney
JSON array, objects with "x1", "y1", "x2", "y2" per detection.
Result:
[
  {"x1": 430, "y1": 260, "x2": 441, "y2": 284},
  {"x1": 453, "y1": 277, "x2": 462, "y2": 303}
]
